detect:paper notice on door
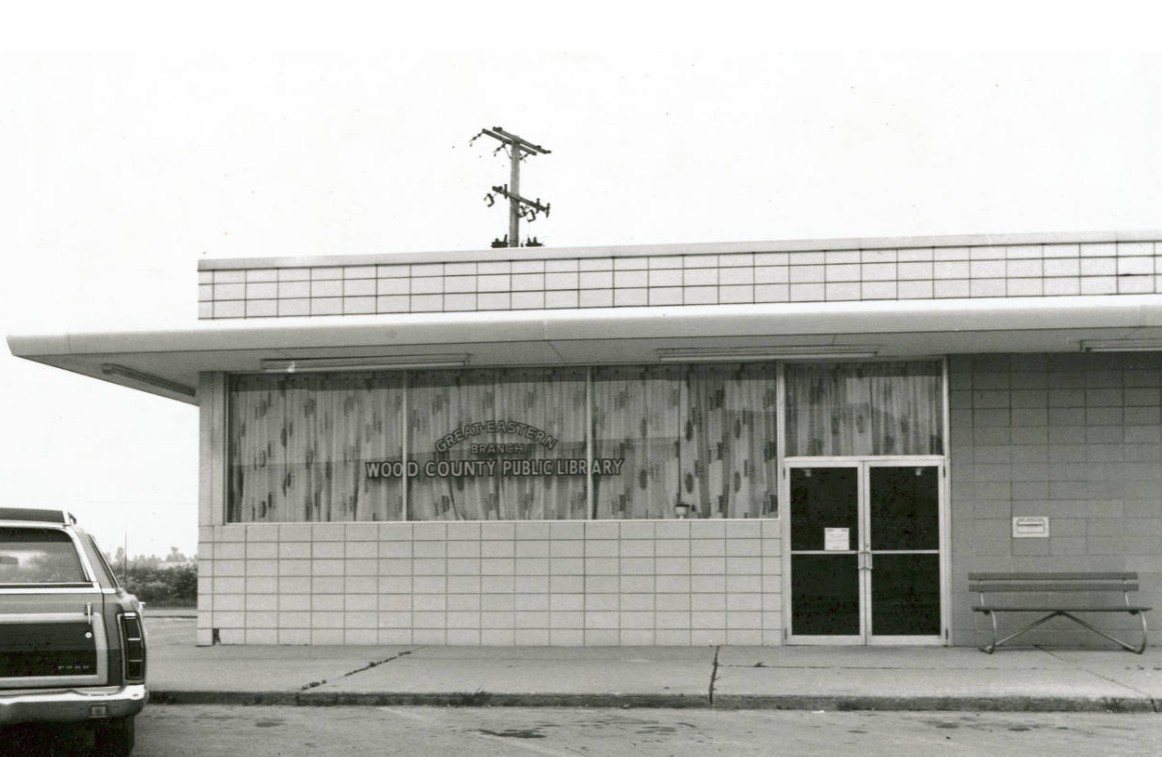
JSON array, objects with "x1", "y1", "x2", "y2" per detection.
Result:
[{"x1": 824, "y1": 528, "x2": 850, "y2": 551}]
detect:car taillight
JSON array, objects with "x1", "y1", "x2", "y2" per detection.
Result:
[{"x1": 119, "y1": 612, "x2": 146, "y2": 683}]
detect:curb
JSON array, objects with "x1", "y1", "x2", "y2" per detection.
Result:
[
  {"x1": 147, "y1": 690, "x2": 1160, "y2": 713},
  {"x1": 149, "y1": 691, "x2": 709, "y2": 708},
  {"x1": 712, "y1": 695, "x2": 1158, "y2": 713}
]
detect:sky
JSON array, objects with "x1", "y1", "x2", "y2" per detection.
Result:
[{"x1": 2, "y1": 10, "x2": 1162, "y2": 557}]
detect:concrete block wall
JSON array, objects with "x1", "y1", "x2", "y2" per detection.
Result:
[
  {"x1": 949, "y1": 352, "x2": 1162, "y2": 648},
  {"x1": 196, "y1": 519, "x2": 782, "y2": 646}
]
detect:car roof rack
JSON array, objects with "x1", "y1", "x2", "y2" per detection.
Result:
[{"x1": 0, "y1": 508, "x2": 76, "y2": 525}]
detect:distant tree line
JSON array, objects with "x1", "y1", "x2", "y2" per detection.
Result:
[{"x1": 106, "y1": 547, "x2": 197, "y2": 607}]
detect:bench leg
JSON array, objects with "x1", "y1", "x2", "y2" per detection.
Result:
[
  {"x1": 980, "y1": 609, "x2": 999, "y2": 653},
  {"x1": 1058, "y1": 611, "x2": 1149, "y2": 654},
  {"x1": 980, "y1": 610, "x2": 1064, "y2": 653},
  {"x1": 980, "y1": 610, "x2": 1149, "y2": 654}
]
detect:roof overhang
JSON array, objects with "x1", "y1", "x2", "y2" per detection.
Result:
[{"x1": 10, "y1": 294, "x2": 1162, "y2": 405}]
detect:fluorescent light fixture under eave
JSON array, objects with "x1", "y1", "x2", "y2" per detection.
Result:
[
  {"x1": 101, "y1": 364, "x2": 197, "y2": 397},
  {"x1": 260, "y1": 354, "x2": 471, "y2": 373},
  {"x1": 1080, "y1": 339, "x2": 1162, "y2": 353},
  {"x1": 657, "y1": 346, "x2": 880, "y2": 363}
]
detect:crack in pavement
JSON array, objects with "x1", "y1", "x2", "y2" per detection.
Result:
[
  {"x1": 708, "y1": 646, "x2": 721, "y2": 704},
  {"x1": 300, "y1": 647, "x2": 419, "y2": 691},
  {"x1": 1038, "y1": 647, "x2": 1160, "y2": 711}
]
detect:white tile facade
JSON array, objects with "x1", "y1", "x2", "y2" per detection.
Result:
[
  {"x1": 199, "y1": 238, "x2": 1162, "y2": 320},
  {"x1": 198, "y1": 519, "x2": 782, "y2": 646}
]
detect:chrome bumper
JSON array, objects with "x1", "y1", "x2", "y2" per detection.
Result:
[{"x1": 0, "y1": 684, "x2": 147, "y2": 725}]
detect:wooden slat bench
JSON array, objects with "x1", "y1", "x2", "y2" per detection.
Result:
[{"x1": 969, "y1": 572, "x2": 1151, "y2": 654}]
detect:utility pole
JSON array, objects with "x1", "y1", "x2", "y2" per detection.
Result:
[{"x1": 472, "y1": 126, "x2": 551, "y2": 248}]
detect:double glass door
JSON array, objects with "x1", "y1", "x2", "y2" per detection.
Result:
[{"x1": 787, "y1": 460, "x2": 944, "y2": 645}]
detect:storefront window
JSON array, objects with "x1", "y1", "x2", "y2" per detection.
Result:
[
  {"x1": 227, "y1": 360, "x2": 939, "y2": 523},
  {"x1": 592, "y1": 364, "x2": 779, "y2": 519},
  {"x1": 228, "y1": 373, "x2": 405, "y2": 523},
  {"x1": 407, "y1": 368, "x2": 589, "y2": 521},
  {"x1": 784, "y1": 361, "x2": 944, "y2": 457},
  {"x1": 591, "y1": 366, "x2": 684, "y2": 519}
]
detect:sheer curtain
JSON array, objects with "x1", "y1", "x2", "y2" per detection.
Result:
[
  {"x1": 785, "y1": 361, "x2": 943, "y2": 457},
  {"x1": 494, "y1": 368, "x2": 589, "y2": 520},
  {"x1": 592, "y1": 366, "x2": 684, "y2": 519},
  {"x1": 593, "y1": 365, "x2": 779, "y2": 519},
  {"x1": 227, "y1": 361, "x2": 818, "y2": 523},
  {"x1": 228, "y1": 373, "x2": 404, "y2": 523},
  {"x1": 408, "y1": 370, "x2": 500, "y2": 521},
  {"x1": 407, "y1": 368, "x2": 588, "y2": 520},
  {"x1": 680, "y1": 365, "x2": 779, "y2": 518}
]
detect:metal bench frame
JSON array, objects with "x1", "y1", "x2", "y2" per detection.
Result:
[{"x1": 969, "y1": 572, "x2": 1151, "y2": 654}]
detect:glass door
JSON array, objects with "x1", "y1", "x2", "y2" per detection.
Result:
[
  {"x1": 788, "y1": 465, "x2": 862, "y2": 643},
  {"x1": 787, "y1": 460, "x2": 944, "y2": 645},
  {"x1": 867, "y1": 463, "x2": 942, "y2": 643}
]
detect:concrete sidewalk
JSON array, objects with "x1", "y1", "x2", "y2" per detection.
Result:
[{"x1": 146, "y1": 629, "x2": 1162, "y2": 712}]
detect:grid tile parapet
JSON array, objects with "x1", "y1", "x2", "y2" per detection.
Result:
[{"x1": 198, "y1": 240, "x2": 1162, "y2": 319}]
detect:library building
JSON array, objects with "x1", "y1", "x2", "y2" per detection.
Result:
[{"x1": 9, "y1": 230, "x2": 1162, "y2": 649}]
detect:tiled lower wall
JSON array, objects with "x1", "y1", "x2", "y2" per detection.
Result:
[
  {"x1": 949, "y1": 352, "x2": 1162, "y2": 648},
  {"x1": 197, "y1": 519, "x2": 782, "y2": 646}
]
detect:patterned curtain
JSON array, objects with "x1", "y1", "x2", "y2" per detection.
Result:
[
  {"x1": 225, "y1": 361, "x2": 941, "y2": 523},
  {"x1": 784, "y1": 361, "x2": 943, "y2": 457},
  {"x1": 593, "y1": 364, "x2": 779, "y2": 519},
  {"x1": 407, "y1": 370, "x2": 498, "y2": 521},
  {"x1": 228, "y1": 373, "x2": 404, "y2": 523},
  {"x1": 407, "y1": 368, "x2": 588, "y2": 521},
  {"x1": 495, "y1": 368, "x2": 589, "y2": 520},
  {"x1": 681, "y1": 365, "x2": 779, "y2": 518},
  {"x1": 592, "y1": 366, "x2": 684, "y2": 519}
]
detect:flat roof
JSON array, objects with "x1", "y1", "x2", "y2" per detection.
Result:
[{"x1": 198, "y1": 229, "x2": 1162, "y2": 271}]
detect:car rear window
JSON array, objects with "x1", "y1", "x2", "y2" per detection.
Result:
[{"x1": 0, "y1": 527, "x2": 87, "y2": 584}]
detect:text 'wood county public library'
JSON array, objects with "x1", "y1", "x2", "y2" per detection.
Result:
[{"x1": 9, "y1": 231, "x2": 1162, "y2": 648}]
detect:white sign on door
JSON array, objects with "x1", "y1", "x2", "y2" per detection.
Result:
[{"x1": 824, "y1": 527, "x2": 850, "y2": 552}]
